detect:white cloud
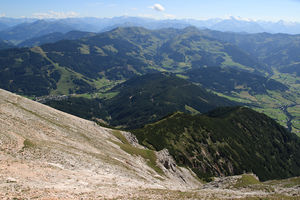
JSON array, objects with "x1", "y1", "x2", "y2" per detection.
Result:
[
  {"x1": 0, "y1": 13, "x2": 6, "y2": 17},
  {"x1": 222, "y1": 15, "x2": 254, "y2": 22},
  {"x1": 164, "y1": 14, "x2": 176, "y2": 19},
  {"x1": 32, "y1": 11, "x2": 79, "y2": 19},
  {"x1": 151, "y1": 4, "x2": 165, "y2": 12},
  {"x1": 137, "y1": 13, "x2": 176, "y2": 20}
]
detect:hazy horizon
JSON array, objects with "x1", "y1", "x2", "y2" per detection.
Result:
[
  {"x1": 2, "y1": 15, "x2": 300, "y2": 23},
  {"x1": 1, "y1": 0, "x2": 300, "y2": 22}
]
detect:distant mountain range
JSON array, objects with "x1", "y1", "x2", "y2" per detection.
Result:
[
  {"x1": 18, "y1": 31, "x2": 97, "y2": 47},
  {"x1": 0, "y1": 26, "x2": 277, "y2": 96},
  {"x1": 0, "y1": 26, "x2": 299, "y2": 133},
  {"x1": 0, "y1": 20, "x2": 77, "y2": 44},
  {"x1": 0, "y1": 23, "x2": 9, "y2": 31},
  {"x1": 0, "y1": 39, "x2": 14, "y2": 50},
  {"x1": 201, "y1": 30, "x2": 300, "y2": 72},
  {"x1": 2, "y1": 16, "x2": 300, "y2": 45}
]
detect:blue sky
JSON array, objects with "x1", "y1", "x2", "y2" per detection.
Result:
[{"x1": 1, "y1": 0, "x2": 300, "y2": 21}]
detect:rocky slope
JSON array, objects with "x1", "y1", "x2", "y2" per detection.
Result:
[
  {"x1": 0, "y1": 88, "x2": 199, "y2": 199},
  {"x1": 0, "y1": 89, "x2": 299, "y2": 199}
]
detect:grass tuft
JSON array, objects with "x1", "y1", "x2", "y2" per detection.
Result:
[
  {"x1": 23, "y1": 139, "x2": 35, "y2": 148},
  {"x1": 234, "y1": 174, "x2": 260, "y2": 188},
  {"x1": 111, "y1": 130, "x2": 129, "y2": 145}
]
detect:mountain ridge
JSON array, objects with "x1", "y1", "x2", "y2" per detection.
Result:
[
  {"x1": 0, "y1": 26, "x2": 268, "y2": 97},
  {"x1": 2, "y1": 16, "x2": 300, "y2": 39},
  {"x1": 133, "y1": 106, "x2": 300, "y2": 181},
  {"x1": 18, "y1": 30, "x2": 97, "y2": 47},
  {"x1": 45, "y1": 73, "x2": 238, "y2": 129}
]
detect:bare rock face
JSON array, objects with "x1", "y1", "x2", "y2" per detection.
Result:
[
  {"x1": 6, "y1": 177, "x2": 17, "y2": 183},
  {"x1": 202, "y1": 175, "x2": 242, "y2": 189},
  {"x1": 156, "y1": 149, "x2": 177, "y2": 172},
  {"x1": 121, "y1": 131, "x2": 143, "y2": 148},
  {"x1": 156, "y1": 149, "x2": 200, "y2": 188}
]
